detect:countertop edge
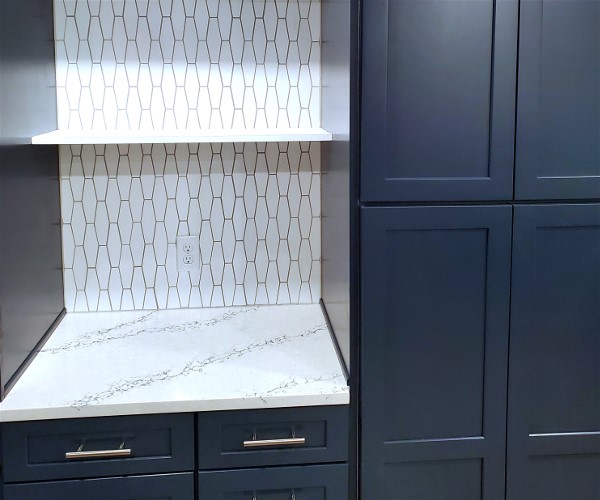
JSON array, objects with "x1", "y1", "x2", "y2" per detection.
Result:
[{"x1": 0, "y1": 392, "x2": 350, "y2": 423}]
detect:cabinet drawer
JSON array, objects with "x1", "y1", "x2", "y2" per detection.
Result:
[
  {"x1": 199, "y1": 464, "x2": 348, "y2": 499},
  {"x1": 197, "y1": 406, "x2": 348, "y2": 469},
  {"x1": 3, "y1": 472, "x2": 194, "y2": 500},
  {"x1": 2, "y1": 414, "x2": 194, "y2": 483}
]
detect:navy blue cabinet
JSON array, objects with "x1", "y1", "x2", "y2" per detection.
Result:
[
  {"x1": 1, "y1": 407, "x2": 349, "y2": 498},
  {"x1": 361, "y1": 0, "x2": 517, "y2": 202},
  {"x1": 198, "y1": 464, "x2": 348, "y2": 499},
  {"x1": 197, "y1": 406, "x2": 348, "y2": 470},
  {"x1": 360, "y1": 206, "x2": 512, "y2": 499},
  {"x1": 1, "y1": 414, "x2": 195, "y2": 498},
  {"x1": 197, "y1": 408, "x2": 348, "y2": 499},
  {"x1": 516, "y1": 1, "x2": 600, "y2": 200},
  {"x1": 507, "y1": 204, "x2": 600, "y2": 499},
  {"x1": 2, "y1": 414, "x2": 194, "y2": 483},
  {"x1": 358, "y1": 0, "x2": 600, "y2": 495},
  {"x1": 3, "y1": 472, "x2": 194, "y2": 500}
]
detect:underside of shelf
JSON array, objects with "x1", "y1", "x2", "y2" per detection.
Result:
[{"x1": 31, "y1": 128, "x2": 333, "y2": 145}]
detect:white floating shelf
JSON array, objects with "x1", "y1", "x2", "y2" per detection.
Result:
[{"x1": 32, "y1": 128, "x2": 333, "y2": 145}]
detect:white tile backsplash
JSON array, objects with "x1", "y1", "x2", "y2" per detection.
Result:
[
  {"x1": 60, "y1": 143, "x2": 321, "y2": 312},
  {"x1": 54, "y1": 0, "x2": 323, "y2": 312},
  {"x1": 54, "y1": 0, "x2": 321, "y2": 131}
]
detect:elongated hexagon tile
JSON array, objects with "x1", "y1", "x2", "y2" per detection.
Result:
[
  {"x1": 94, "y1": 202, "x2": 110, "y2": 245},
  {"x1": 57, "y1": 1, "x2": 323, "y2": 311},
  {"x1": 54, "y1": 0, "x2": 320, "y2": 131}
]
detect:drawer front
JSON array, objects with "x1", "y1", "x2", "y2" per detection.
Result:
[
  {"x1": 2, "y1": 414, "x2": 194, "y2": 483},
  {"x1": 199, "y1": 464, "x2": 348, "y2": 499},
  {"x1": 198, "y1": 406, "x2": 348, "y2": 469},
  {"x1": 4, "y1": 472, "x2": 194, "y2": 500}
]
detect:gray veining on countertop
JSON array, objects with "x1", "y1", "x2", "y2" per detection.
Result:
[{"x1": 0, "y1": 304, "x2": 349, "y2": 422}]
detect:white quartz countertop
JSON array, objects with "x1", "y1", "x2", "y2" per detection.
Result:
[{"x1": 0, "y1": 304, "x2": 349, "y2": 422}]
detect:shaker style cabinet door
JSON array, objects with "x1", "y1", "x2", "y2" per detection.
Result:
[
  {"x1": 198, "y1": 464, "x2": 348, "y2": 499},
  {"x1": 361, "y1": 206, "x2": 512, "y2": 499},
  {"x1": 516, "y1": 1, "x2": 600, "y2": 199},
  {"x1": 361, "y1": 0, "x2": 517, "y2": 202},
  {"x1": 507, "y1": 205, "x2": 600, "y2": 499},
  {"x1": 3, "y1": 473, "x2": 194, "y2": 500}
]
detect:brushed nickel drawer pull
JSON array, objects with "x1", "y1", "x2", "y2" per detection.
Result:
[
  {"x1": 243, "y1": 437, "x2": 306, "y2": 448},
  {"x1": 66, "y1": 441, "x2": 131, "y2": 460}
]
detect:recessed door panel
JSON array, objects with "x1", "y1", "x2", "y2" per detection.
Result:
[
  {"x1": 361, "y1": 206, "x2": 512, "y2": 499},
  {"x1": 516, "y1": 1, "x2": 600, "y2": 199},
  {"x1": 508, "y1": 204, "x2": 600, "y2": 499},
  {"x1": 361, "y1": 0, "x2": 517, "y2": 201},
  {"x1": 383, "y1": 227, "x2": 487, "y2": 442}
]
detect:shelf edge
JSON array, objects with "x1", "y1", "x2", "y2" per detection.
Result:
[{"x1": 31, "y1": 128, "x2": 334, "y2": 145}]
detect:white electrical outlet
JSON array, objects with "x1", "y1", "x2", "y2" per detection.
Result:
[{"x1": 177, "y1": 236, "x2": 200, "y2": 272}]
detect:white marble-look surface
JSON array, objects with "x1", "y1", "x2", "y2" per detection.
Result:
[{"x1": 0, "y1": 305, "x2": 348, "y2": 422}]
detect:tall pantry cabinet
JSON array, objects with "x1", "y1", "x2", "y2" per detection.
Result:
[{"x1": 358, "y1": 0, "x2": 600, "y2": 498}]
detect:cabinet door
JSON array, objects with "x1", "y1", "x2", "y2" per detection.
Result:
[
  {"x1": 361, "y1": 0, "x2": 517, "y2": 202},
  {"x1": 3, "y1": 472, "x2": 194, "y2": 500},
  {"x1": 361, "y1": 206, "x2": 512, "y2": 499},
  {"x1": 516, "y1": 1, "x2": 600, "y2": 199},
  {"x1": 198, "y1": 464, "x2": 347, "y2": 499},
  {"x1": 507, "y1": 205, "x2": 600, "y2": 499}
]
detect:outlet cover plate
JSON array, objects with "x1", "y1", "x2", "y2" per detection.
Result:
[{"x1": 177, "y1": 235, "x2": 200, "y2": 272}]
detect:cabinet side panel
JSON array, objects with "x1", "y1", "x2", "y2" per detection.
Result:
[
  {"x1": 321, "y1": 0, "x2": 351, "y2": 373},
  {"x1": 0, "y1": 0, "x2": 57, "y2": 142},
  {"x1": 0, "y1": 0, "x2": 64, "y2": 397}
]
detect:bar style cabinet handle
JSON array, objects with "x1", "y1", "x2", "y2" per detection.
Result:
[
  {"x1": 243, "y1": 437, "x2": 306, "y2": 448},
  {"x1": 65, "y1": 441, "x2": 132, "y2": 460}
]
